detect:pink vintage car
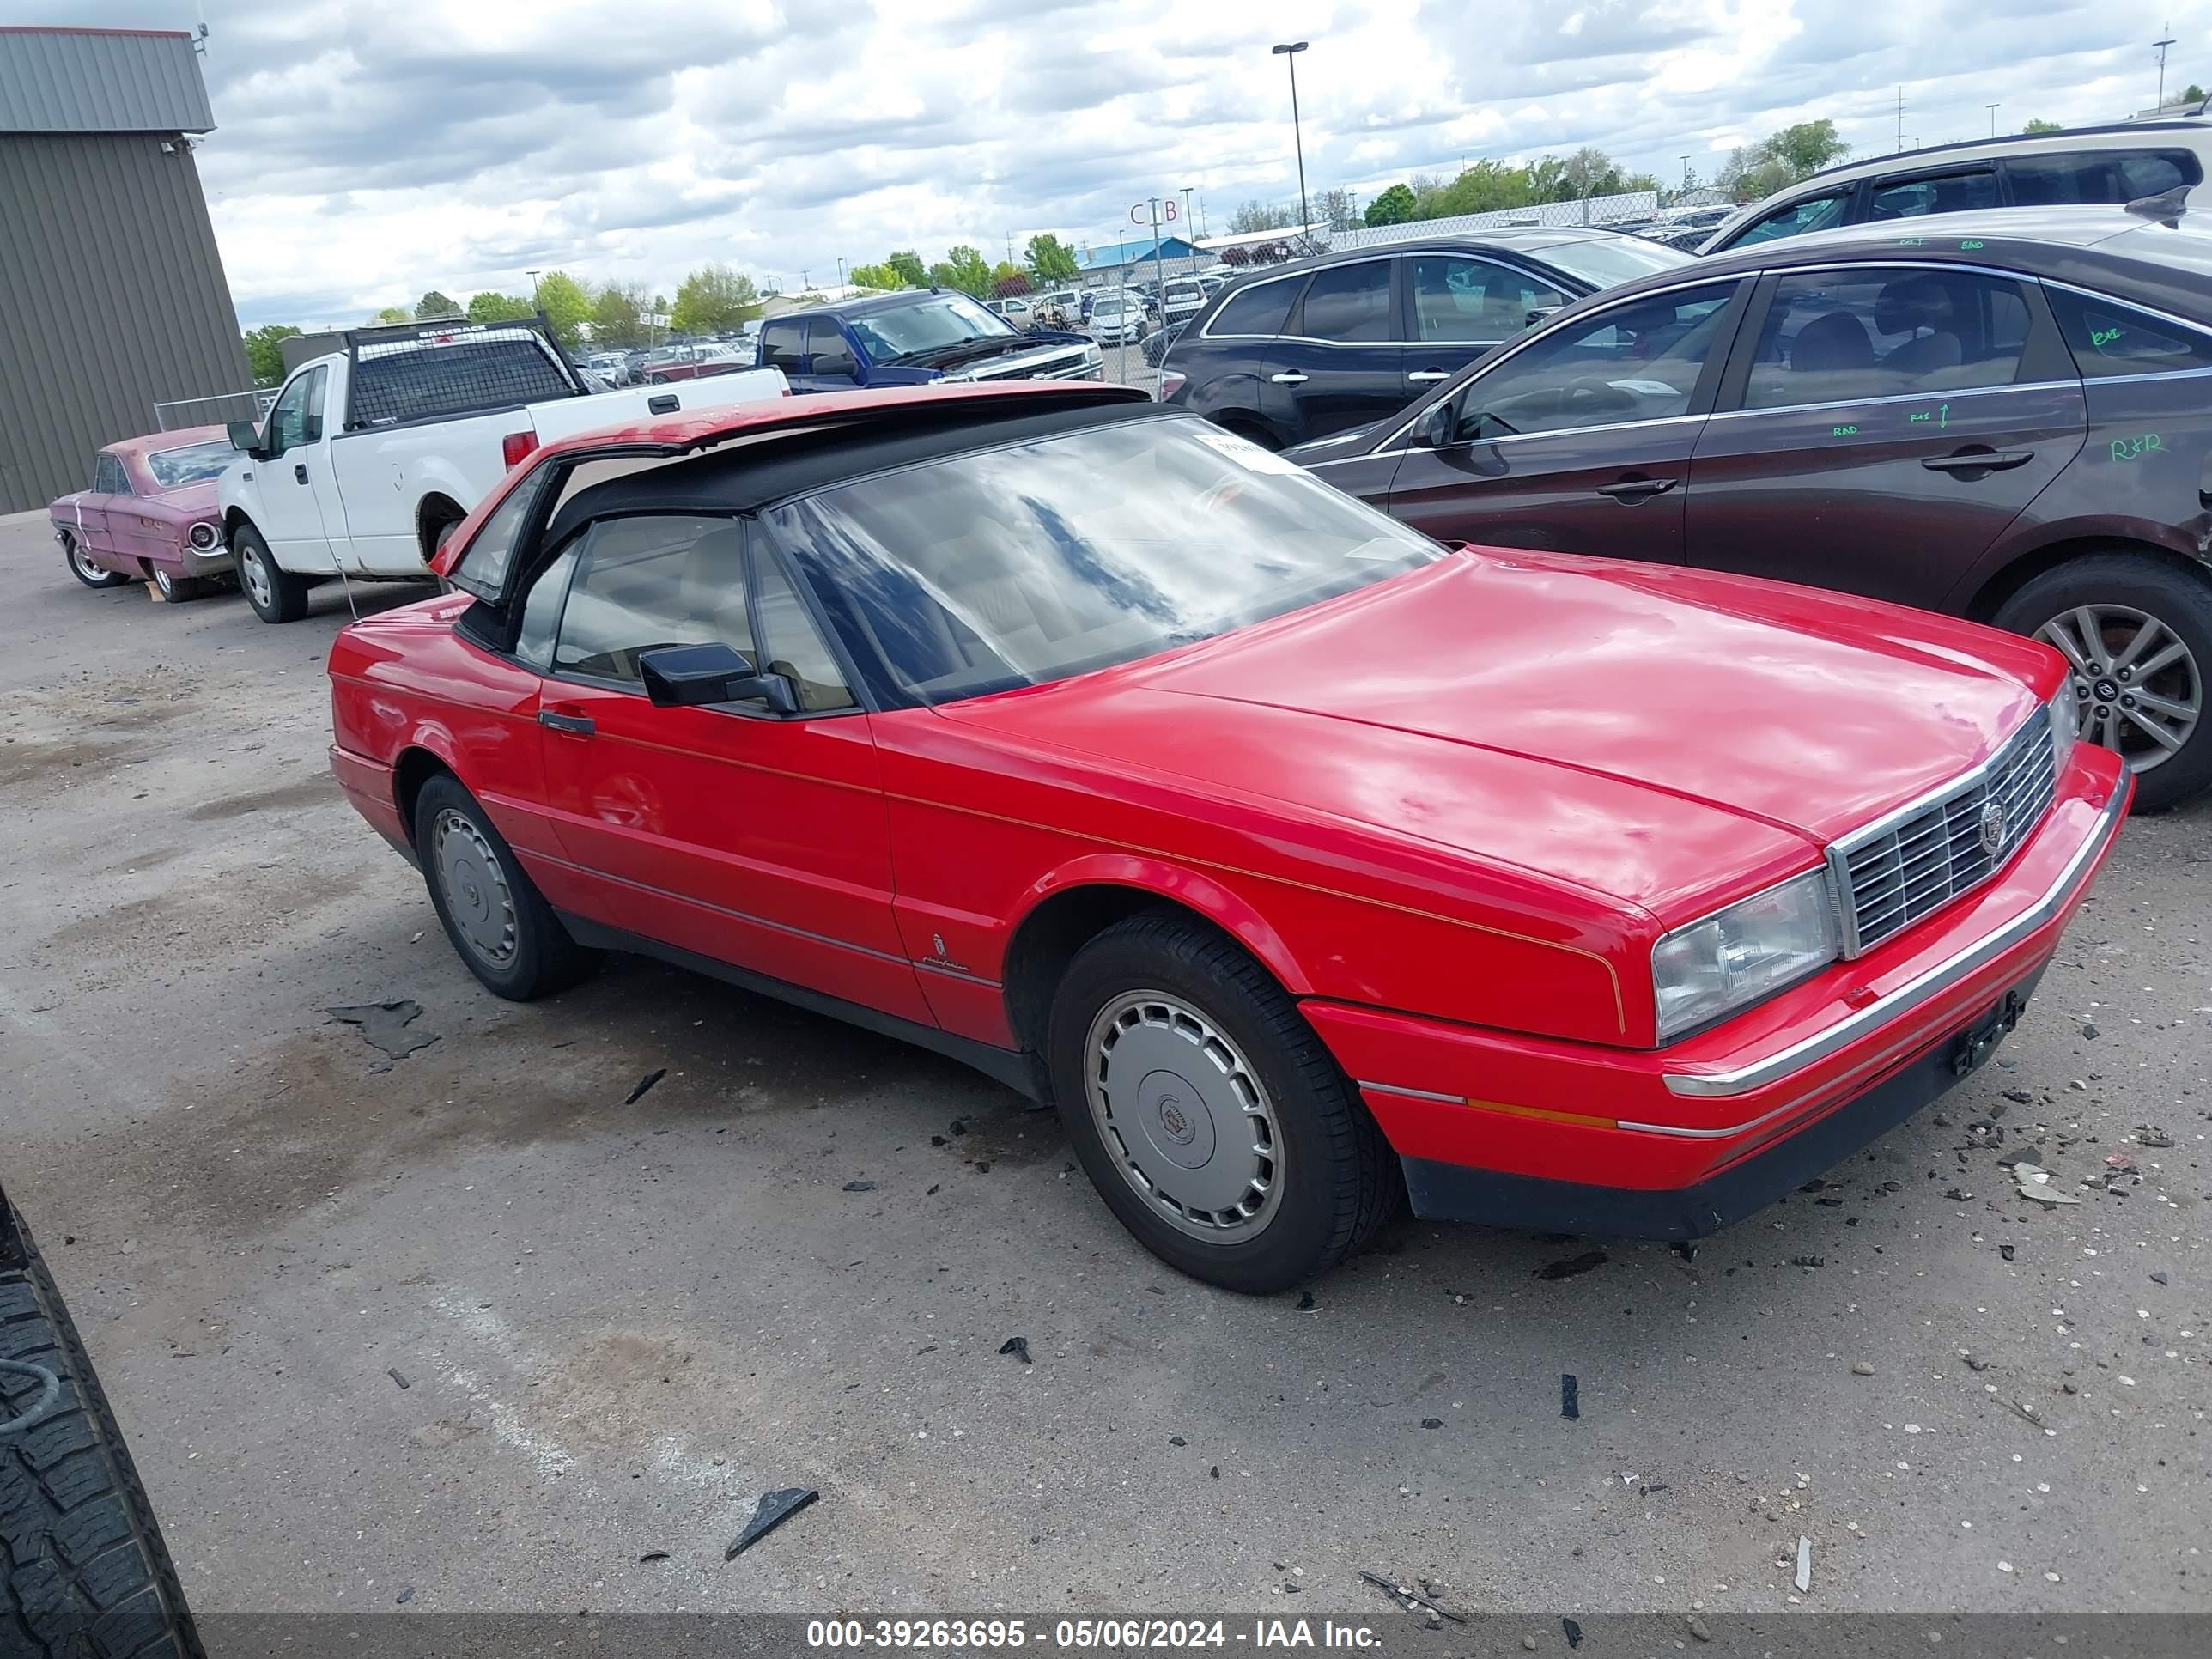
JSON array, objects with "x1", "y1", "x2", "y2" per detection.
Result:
[{"x1": 50, "y1": 427, "x2": 238, "y2": 602}]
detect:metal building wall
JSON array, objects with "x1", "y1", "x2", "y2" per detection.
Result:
[{"x1": 0, "y1": 131, "x2": 250, "y2": 514}]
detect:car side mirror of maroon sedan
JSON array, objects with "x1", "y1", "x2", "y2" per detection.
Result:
[{"x1": 639, "y1": 643, "x2": 799, "y2": 715}]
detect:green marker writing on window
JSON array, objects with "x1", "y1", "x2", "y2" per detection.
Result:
[
  {"x1": 1832, "y1": 424, "x2": 1859, "y2": 436},
  {"x1": 1960, "y1": 240, "x2": 1984, "y2": 250},
  {"x1": 2090, "y1": 326, "x2": 2124, "y2": 349}
]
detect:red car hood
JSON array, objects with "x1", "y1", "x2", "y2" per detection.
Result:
[{"x1": 939, "y1": 550, "x2": 2060, "y2": 918}]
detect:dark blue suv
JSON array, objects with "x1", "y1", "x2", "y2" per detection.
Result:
[{"x1": 757, "y1": 289, "x2": 1103, "y2": 392}]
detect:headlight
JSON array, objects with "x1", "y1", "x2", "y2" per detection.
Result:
[
  {"x1": 2046, "y1": 685, "x2": 2078, "y2": 775},
  {"x1": 1083, "y1": 343, "x2": 1102, "y2": 364},
  {"x1": 1652, "y1": 870, "x2": 1839, "y2": 1042},
  {"x1": 188, "y1": 520, "x2": 218, "y2": 550}
]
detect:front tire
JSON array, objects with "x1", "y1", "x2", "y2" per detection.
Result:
[
  {"x1": 60, "y1": 532, "x2": 131, "y2": 591},
  {"x1": 413, "y1": 775, "x2": 599, "y2": 1000},
  {"x1": 1048, "y1": 914, "x2": 1400, "y2": 1294},
  {"x1": 1993, "y1": 554, "x2": 2212, "y2": 811},
  {"x1": 230, "y1": 523, "x2": 309, "y2": 624},
  {"x1": 3, "y1": 1205, "x2": 204, "y2": 1657},
  {"x1": 149, "y1": 566, "x2": 206, "y2": 605}
]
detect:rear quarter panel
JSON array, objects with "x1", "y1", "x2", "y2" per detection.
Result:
[
  {"x1": 1949, "y1": 372, "x2": 2212, "y2": 610},
  {"x1": 331, "y1": 422, "x2": 505, "y2": 574}
]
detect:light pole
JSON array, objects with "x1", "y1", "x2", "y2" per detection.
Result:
[
  {"x1": 526, "y1": 269, "x2": 541, "y2": 306},
  {"x1": 1271, "y1": 41, "x2": 1310, "y2": 245},
  {"x1": 2154, "y1": 27, "x2": 2177, "y2": 108},
  {"x1": 1987, "y1": 102, "x2": 2000, "y2": 136},
  {"x1": 1180, "y1": 185, "x2": 1195, "y2": 270}
]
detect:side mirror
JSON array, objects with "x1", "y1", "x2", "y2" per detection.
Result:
[
  {"x1": 1524, "y1": 306, "x2": 1562, "y2": 329},
  {"x1": 638, "y1": 643, "x2": 799, "y2": 714},
  {"x1": 1413, "y1": 400, "x2": 1458, "y2": 450},
  {"x1": 227, "y1": 419, "x2": 263, "y2": 457}
]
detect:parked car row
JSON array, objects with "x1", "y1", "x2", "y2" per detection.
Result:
[{"x1": 325, "y1": 380, "x2": 2127, "y2": 1295}]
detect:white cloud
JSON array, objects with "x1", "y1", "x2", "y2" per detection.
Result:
[{"x1": 38, "y1": 0, "x2": 2212, "y2": 324}]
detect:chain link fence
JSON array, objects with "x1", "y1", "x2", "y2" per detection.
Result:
[{"x1": 153, "y1": 388, "x2": 276, "y2": 432}]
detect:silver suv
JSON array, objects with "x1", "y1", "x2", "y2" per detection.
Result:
[{"x1": 1703, "y1": 119, "x2": 2211, "y2": 254}]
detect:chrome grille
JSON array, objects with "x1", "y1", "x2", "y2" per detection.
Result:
[
  {"x1": 1828, "y1": 708, "x2": 2057, "y2": 957},
  {"x1": 969, "y1": 349, "x2": 1097, "y2": 382}
]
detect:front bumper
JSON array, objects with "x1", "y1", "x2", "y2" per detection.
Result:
[{"x1": 1310, "y1": 756, "x2": 2129, "y2": 1238}]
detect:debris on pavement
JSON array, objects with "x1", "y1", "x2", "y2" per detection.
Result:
[
  {"x1": 624, "y1": 1068, "x2": 666, "y2": 1105},
  {"x1": 725, "y1": 1487, "x2": 818, "y2": 1559},
  {"x1": 1420, "y1": 1417, "x2": 1443, "y2": 1429},
  {"x1": 1851, "y1": 1360, "x2": 1875, "y2": 1376},
  {"x1": 1562, "y1": 1617, "x2": 1583, "y2": 1648},
  {"x1": 1296, "y1": 1290, "x2": 1316, "y2": 1311},
  {"x1": 2136, "y1": 1124, "x2": 2173, "y2": 1148},
  {"x1": 324, "y1": 1000, "x2": 439, "y2": 1062},
  {"x1": 638, "y1": 1551, "x2": 669, "y2": 1564},
  {"x1": 2011, "y1": 1163, "x2": 2079, "y2": 1206},
  {"x1": 998, "y1": 1336, "x2": 1031, "y2": 1364},
  {"x1": 1790, "y1": 1255, "x2": 1825, "y2": 1267},
  {"x1": 1795, "y1": 1535, "x2": 1812, "y2": 1593},
  {"x1": 1687, "y1": 1614, "x2": 1712, "y2": 1642},
  {"x1": 2151, "y1": 1270, "x2": 2170, "y2": 1286},
  {"x1": 396, "y1": 1587, "x2": 414, "y2": 1605},
  {"x1": 1535, "y1": 1249, "x2": 1607, "y2": 1280},
  {"x1": 387, "y1": 1367, "x2": 410, "y2": 1390},
  {"x1": 842, "y1": 1180, "x2": 877, "y2": 1193},
  {"x1": 1560, "y1": 1373, "x2": 1579, "y2": 1419},
  {"x1": 1358, "y1": 1570, "x2": 1468, "y2": 1623}
]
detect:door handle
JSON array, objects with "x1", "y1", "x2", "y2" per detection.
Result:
[
  {"x1": 1923, "y1": 449, "x2": 2033, "y2": 472},
  {"x1": 538, "y1": 708, "x2": 595, "y2": 736},
  {"x1": 1269, "y1": 371, "x2": 1310, "y2": 385},
  {"x1": 1595, "y1": 477, "x2": 1679, "y2": 501},
  {"x1": 1407, "y1": 369, "x2": 1453, "y2": 383},
  {"x1": 647, "y1": 393, "x2": 679, "y2": 415},
  {"x1": 293, "y1": 463, "x2": 309, "y2": 484}
]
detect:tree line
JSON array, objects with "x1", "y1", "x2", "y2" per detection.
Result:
[{"x1": 847, "y1": 233, "x2": 1081, "y2": 300}]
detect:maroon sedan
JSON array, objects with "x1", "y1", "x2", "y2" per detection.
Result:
[{"x1": 49, "y1": 428, "x2": 238, "y2": 603}]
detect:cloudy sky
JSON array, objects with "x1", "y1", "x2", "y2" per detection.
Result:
[{"x1": 41, "y1": 0, "x2": 2212, "y2": 325}]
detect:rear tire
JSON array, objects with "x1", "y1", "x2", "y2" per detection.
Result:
[
  {"x1": 231, "y1": 523, "x2": 309, "y2": 623},
  {"x1": 2, "y1": 1204, "x2": 204, "y2": 1658},
  {"x1": 1992, "y1": 553, "x2": 2212, "y2": 811},
  {"x1": 414, "y1": 774, "x2": 599, "y2": 1000},
  {"x1": 1047, "y1": 913, "x2": 1401, "y2": 1294},
  {"x1": 60, "y1": 533, "x2": 131, "y2": 591}
]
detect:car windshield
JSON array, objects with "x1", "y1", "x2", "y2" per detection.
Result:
[
  {"x1": 846, "y1": 293, "x2": 1015, "y2": 362},
  {"x1": 143, "y1": 441, "x2": 235, "y2": 487},
  {"x1": 766, "y1": 414, "x2": 1441, "y2": 706},
  {"x1": 1534, "y1": 235, "x2": 1695, "y2": 289},
  {"x1": 1096, "y1": 294, "x2": 1136, "y2": 313}
]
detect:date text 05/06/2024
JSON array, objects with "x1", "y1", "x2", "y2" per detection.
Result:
[{"x1": 805, "y1": 1618, "x2": 1384, "y2": 1649}]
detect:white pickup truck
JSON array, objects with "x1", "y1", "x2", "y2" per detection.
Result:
[{"x1": 217, "y1": 316, "x2": 787, "y2": 623}]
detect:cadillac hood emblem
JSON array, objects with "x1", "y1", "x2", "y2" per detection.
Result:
[{"x1": 1977, "y1": 799, "x2": 2007, "y2": 858}]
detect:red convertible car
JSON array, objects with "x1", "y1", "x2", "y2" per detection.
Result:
[
  {"x1": 50, "y1": 426, "x2": 237, "y2": 602},
  {"x1": 328, "y1": 383, "x2": 2128, "y2": 1292}
]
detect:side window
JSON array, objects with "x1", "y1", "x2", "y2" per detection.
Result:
[
  {"x1": 1452, "y1": 282, "x2": 1739, "y2": 440},
  {"x1": 807, "y1": 322, "x2": 858, "y2": 380},
  {"x1": 1741, "y1": 269, "x2": 2033, "y2": 409},
  {"x1": 1209, "y1": 276, "x2": 1303, "y2": 337},
  {"x1": 2045, "y1": 288, "x2": 2212, "y2": 377},
  {"x1": 1295, "y1": 260, "x2": 1391, "y2": 343},
  {"x1": 1865, "y1": 168, "x2": 1999, "y2": 222},
  {"x1": 1410, "y1": 256, "x2": 1565, "y2": 343},
  {"x1": 514, "y1": 539, "x2": 580, "y2": 670},
  {"x1": 2007, "y1": 149, "x2": 2201, "y2": 205},
  {"x1": 93, "y1": 453, "x2": 129, "y2": 495},
  {"x1": 1729, "y1": 191, "x2": 1852, "y2": 248},
  {"x1": 265, "y1": 370, "x2": 317, "y2": 454},
  {"x1": 553, "y1": 514, "x2": 754, "y2": 688},
  {"x1": 760, "y1": 321, "x2": 805, "y2": 373},
  {"x1": 451, "y1": 465, "x2": 550, "y2": 600},
  {"x1": 754, "y1": 551, "x2": 854, "y2": 713}
]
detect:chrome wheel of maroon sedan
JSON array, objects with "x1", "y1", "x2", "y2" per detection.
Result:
[{"x1": 62, "y1": 532, "x2": 131, "y2": 590}]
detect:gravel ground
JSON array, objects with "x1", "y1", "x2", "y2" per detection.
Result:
[{"x1": 0, "y1": 507, "x2": 2206, "y2": 1626}]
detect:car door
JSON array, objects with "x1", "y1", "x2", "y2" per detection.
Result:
[
  {"x1": 1686, "y1": 264, "x2": 2087, "y2": 606},
  {"x1": 1382, "y1": 277, "x2": 1749, "y2": 566},
  {"x1": 1400, "y1": 252, "x2": 1569, "y2": 404},
  {"x1": 250, "y1": 364, "x2": 340, "y2": 565},
  {"x1": 531, "y1": 510, "x2": 931, "y2": 1024},
  {"x1": 1260, "y1": 257, "x2": 1404, "y2": 446}
]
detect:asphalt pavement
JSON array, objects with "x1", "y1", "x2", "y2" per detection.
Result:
[{"x1": 0, "y1": 507, "x2": 2205, "y2": 1628}]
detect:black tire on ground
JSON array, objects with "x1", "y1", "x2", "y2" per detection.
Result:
[
  {"x1": 1046, "y1": 912, "x2": 1401, "y2": 1294},
  {"x1": 229, "y1": 522, "x2": 310, "y2": 624},
  {"x1": 59, "y1": 532, "x2": 131, "y2": 591},
  {"x1": 149, "y1": 567, "x2": 206, "y2": 605},
  {"x1": 1991, "y1": 552, "x2": 2212, "y2": 813},
  {"x1": 1, "y1": 1206, "x2": 204, "y2": 1658},
  {"x1": 413, "y1": 773, "x2": 599, "y2": 1000}
]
